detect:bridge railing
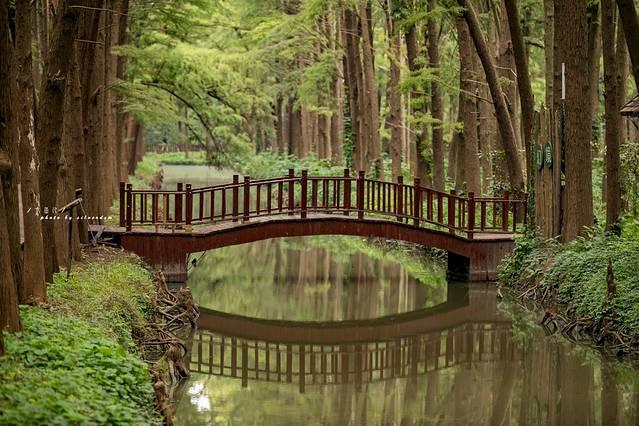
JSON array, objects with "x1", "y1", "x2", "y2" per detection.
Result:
[
  {"x1": 119, "y1": 170, "x2": 527, "y2": 238},
  {"x1": 190, "y1": 324, "x2": 515, "y2": 392}
]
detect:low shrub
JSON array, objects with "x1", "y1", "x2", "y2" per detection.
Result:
[{"x1": 0, "y1": 308, "x2": 155, "y2": 425}]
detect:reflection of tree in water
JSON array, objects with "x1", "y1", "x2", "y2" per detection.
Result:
[
  {"x1": 176, "y1": 238, "x2": 639, "y2": 425},
  {"x1": 187, "y1": 236, "x2": 446, "y2": 321},
  {"x1": 173, "y1": 300, "x2": 639, "y2": 424}
]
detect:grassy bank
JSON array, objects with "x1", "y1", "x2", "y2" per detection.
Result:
[
  {"x1": 498, "y1": 220, "x2": 639, "y2": 350},
  {"x1": 0, "y1": 250, "x2": 158, "y2": 425}
]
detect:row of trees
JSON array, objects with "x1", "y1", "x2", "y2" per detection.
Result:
[
  {"x1": 129, "y1": 0, "x2": 639, "y2": 239},
  {"x1": 0, "y1": 0, "x2": 174, "y2": 353},
  {"x1": 3, "y1": 0, "x2": 639, "y2": 352}
]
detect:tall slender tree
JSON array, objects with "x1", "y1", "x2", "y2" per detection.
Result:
[
  {"x1": 0, "y1": 0, "x2": 22, "y2": 345},
  {"x1": 457, "y1": 0, "x2": 525, "y2": 193},
  {"x1": 16, "y1": 0, "x2": 46, "y2": 303},
  {"x1": 37, "y1": 0, "x2": 82, "y2": 280},
  {"x1": 602, "y1": 0, "x2": 621, "y2": 230},
  {"x1": 556, "y1": 0, "x2": 594, "y2": 241},
  {"x1": 428, "y1": 0, "x2": 445, "y2": 190}
]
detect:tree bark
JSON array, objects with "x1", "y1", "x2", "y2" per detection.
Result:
[
  {"x1": 115, "y1": 0, "x2": 129, "y2": 184},
  {"x1": 385, "y1": 0, "x2": 403, "y2": 180},
  {"x1": 428, "y1": 0, "x2": 445, "y2": 190},
  {"x1": 330, "y1": 13, "x2": 344, "y2": 164},
  {"x1": 458, "y1": 0, "x2": 525, "y2": 193},
  {"x1": 556, "y1": 0, "x2": 594, "y2": 241},
  {"x1": 544, "y1": 0, "x2": 554, "y2": 108},
  {"x1": 615, "y1": 0, "x2": 639, "y2": 90},
  {"x1": 343, "y1": 8, "x2": 364, "y2": 171},
  {"x1": 456, "y1": 16, "x2": 482, "y2": 194},
  {"x1": 504, "y1": 0, "x2": 535, "y2": 191},
  {"x1": 37, "y1": 0, "x2": 81, "y2": 281},
  {"x1": 16, "y1": 0, "x2": 46, "y2": 303},
  {"x1": 602, "y1": 0, "x2": 621, "y2": 230},
  {"x1": 0, "y1": 0, "x2": 22, "y2": 337},
  {"x1": 359, "y1": 1, "x2": 380, "y2": 176}
]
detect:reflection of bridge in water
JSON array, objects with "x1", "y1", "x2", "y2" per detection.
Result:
[{"x1": 188, "y1": 285, "x2": 518, "y2": 392}]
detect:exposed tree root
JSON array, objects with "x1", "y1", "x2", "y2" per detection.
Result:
[{"x1": 134, "y1": 271, "x2": 199, "y2": 426}]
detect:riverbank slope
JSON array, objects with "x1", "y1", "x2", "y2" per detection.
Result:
[
  {"x1": 499, "y1": 224, "x2": 639, "y2": 354},
  {"x1": 0, "y1": 249, "x2": 158, "y2": 424}
]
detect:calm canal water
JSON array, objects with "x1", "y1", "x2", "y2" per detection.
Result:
[{"x1": 164, "y1": 166, "x2": 639, "y2": 425}]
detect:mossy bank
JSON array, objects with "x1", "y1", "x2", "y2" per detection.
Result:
[{"x1": 498, "y1": 219, "x2": 639, "y2": 355}]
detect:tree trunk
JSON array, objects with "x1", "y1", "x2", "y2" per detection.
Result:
[
  {"x1": 70, "y1": 49, "x2": 88, "y2": 244},
  {"x1": 456, "y1": 16, "x2": 481, "y2": 194},
  {"x1": 115, "y1": 0, "x2": 130, "y2": 184},
  {"x1": 504, "y1": 0, "x2": 535, "y2": 191},
  {"x1": 385, "y1": 0, "x2": 402, "y2": 180},
  {"x1": 405, "y1": 24, "x2": 429, "y2": 183},
  {"x1": 343, "y1": 8, "x2": 364, "y2": 171},
  {"x1": 78, "y1": 7, "x2": 101, "y2": 217},
  {"x1": 615, "y1": 0, "x2": 639, "y2": 90},
  {"x1": 544, "y1": 0, "x2": 554, "y2": 108},
  {"x1": 602, "y1": 0, "x2": 621, "y2": 230},
  {"x1": 428, "y1": 0, "x2": 445, "y2": 190},
  {"x1": 458, "y1": 0, "x2": 525, "y2": 193},
  {"x1": 16, "y1": 0, "x2": 46, "y2": 303},
  {"x1": 330, "y1": 14, "x2": 344, "y2": 164},
  {"x1": 360, "y1": 1, "x2": 381, "y2": 177},
  {"x1": 616, "y1": 22, "x2": 628, "y2": 145},
  {"x1": 37, "y1": 0, "x2": 81, "y2": 281},
  {"x1": 556, "y1": 0, "x2": 594, "y2": 241},
  {"x1": 0, "y1": 0, "x2": 22, "y2": 337}
]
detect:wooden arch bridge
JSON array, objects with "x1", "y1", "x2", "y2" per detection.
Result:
[
  {"x1": 100, "y1": 170, "x2": 527, "y2": 281},
  {"x1": 187, "y1": 285, "x2": 518, "y2": 392}
]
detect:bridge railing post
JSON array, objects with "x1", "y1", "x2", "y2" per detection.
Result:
[
  {"x1": 300, "y1": 170, "x2": 308, "y2": 219},
  {"x1": 396, "y1": 176, "x2": 403, "y2": 222},
  {"x1": 288, "y1": 168, "x2": 295, "y2": 216},
  {"x1": 232, "y1": 174, "x2": 239, "y2": 222},
  {"x1": 176, "y1": 182, "x2": 183, "y2": 224},
  {"x1": 357, "y1": 171, "x2": 365, "y2": 219},
  {"x1": 185, "y1": 184, "x2": 192, "y2": 230},
  {"x1": 243, "y1": 176, "x2": 250, "y2": 222},
  {"x1": 125, "y1": 183, "x2": 133, "y2": 232},
  {"x1": 413, "y1": 178, "x2": 421, "y2": 227},
  {"x1": 119, "y1": 182, "x2": 125, "y2": 227},
  {"x1": 501, "y1": 191, "x2": 510, "y2": 231},
  {"x1": 467, "y1": 192, "x2": 475, "y2": 240},
  {"x1": 343, "y1": 169, "x2": 351, "y2": 216},
  {"x1": 448, "y1": 190, "x2": 456, "y2": 234}
]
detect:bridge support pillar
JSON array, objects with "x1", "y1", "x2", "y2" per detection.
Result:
[
  {"x1": 447, "y1": 240, "x2": 514, "y2": 282},
  {"x1": 120, "y1": 235, "x2": 189, "y2": 282}
]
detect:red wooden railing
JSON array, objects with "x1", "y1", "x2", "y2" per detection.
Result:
[{"x1": 119, "y1": 169, "x2": 528, "y2": 239}]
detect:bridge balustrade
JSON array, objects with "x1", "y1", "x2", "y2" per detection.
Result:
[{"x1": 119, "y1": 170, "x2": 527, "y2": 240}]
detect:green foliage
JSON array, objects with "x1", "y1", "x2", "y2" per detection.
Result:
[
  {"x1": 499, "y1": 223, "x2": 639, "y2": 337},
  {"x1": 50, "y1": 256, "x2": 155, "y2": 350},
  {"x1": 0, "y1": 308, "x2": 155, "y2": 425},
  {"x1": 235, "y1": 150, "x2": 346, "y2": 178}
]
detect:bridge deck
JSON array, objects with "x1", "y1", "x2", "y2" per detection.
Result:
[{"x1": 96, "y1": 213, "x2": 515, "y2": 241}]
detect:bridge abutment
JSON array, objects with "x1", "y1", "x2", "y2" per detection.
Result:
[{"x1": 447, "y1": 240, "x2": 514, "y2": 281}]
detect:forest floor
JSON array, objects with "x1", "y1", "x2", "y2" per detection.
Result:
[
  {"x1": 0, "y1": 247, "x2": 197, "y2": 425},
  {"x1": 498, "y1": 222, "x2": 639, "y2": 358}
]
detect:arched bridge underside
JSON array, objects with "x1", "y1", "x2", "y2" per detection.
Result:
[
  {"x1": 101, "y1": 170, "x2": 527, "y2": 282},
  {"x1": 188, "y1": 286, "x2": 518, "y2": 391}
]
